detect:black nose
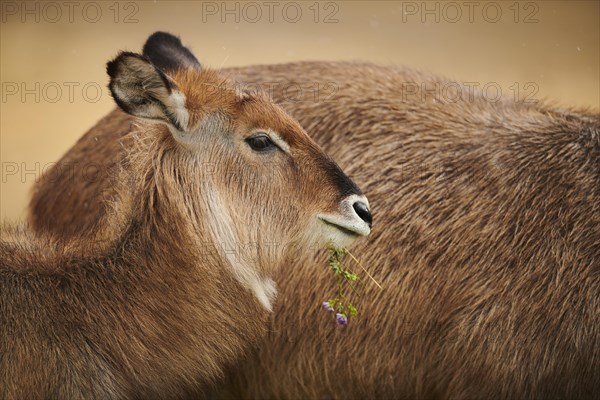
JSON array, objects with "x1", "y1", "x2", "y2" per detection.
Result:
[{"x1": 352, "y1": 201, "x2": 372, "y2": 228}]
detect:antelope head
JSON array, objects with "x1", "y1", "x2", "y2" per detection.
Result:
[{"x1": 106, "y1": 32, "x2": 372, "y2": 310}]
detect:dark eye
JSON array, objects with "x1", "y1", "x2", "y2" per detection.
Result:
[{"x1": 245, "y1": 134, "x2": 276, "y2": 152}]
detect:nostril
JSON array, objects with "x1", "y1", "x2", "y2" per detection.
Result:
[{"x1": 352, "y1": 201, "x2": 372, "y2": 228}]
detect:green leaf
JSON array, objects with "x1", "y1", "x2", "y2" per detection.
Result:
[{"x1": 348, "y1": 304, "x2": 358, "y2": 317}]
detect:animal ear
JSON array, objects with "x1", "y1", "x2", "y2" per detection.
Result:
[
  {"x1": 142, "y1": 31, "x2": 201, "y2": 73},
  {"x1": 107, "y1": 51, "x2": 190, "y2": 134}
]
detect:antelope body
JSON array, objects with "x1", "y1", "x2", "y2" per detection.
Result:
[
  {"x1": 27, "y1": 36, "x2": 599, "y2": 398},
  {"x1": 1, "y1": 33, "x2": 371, "y2": 399}
]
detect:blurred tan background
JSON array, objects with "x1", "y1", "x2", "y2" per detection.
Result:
[{"x1": 1, "y1": 0, "x2": 599, "y2": 222}]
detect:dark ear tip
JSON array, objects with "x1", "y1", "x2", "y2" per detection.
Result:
[
  {"x1": 106, "y1": 52, "x2": 150, "y2": 78},
  {"x1": 143, "y1": 31, "x2": 183, "y2": 52},
  {"x1": 142, "y1": 31, "x2": 201, "y2": 72},
  {"x1": 106, "y1": 58, "x2": 118, "y2": 78}
]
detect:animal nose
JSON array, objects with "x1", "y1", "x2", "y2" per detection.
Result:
[{"x1": 352, "y1": 201, "x2": 372, "y2": 228}]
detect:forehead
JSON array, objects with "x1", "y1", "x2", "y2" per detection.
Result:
[
  {"x1": 174, "y1": 68, "x2": 238, "y2": 119},
  {"x1": 235, "y1": 94, "x2": 307, "y2": 145},
  {"x1": 173, "y1": 68, "x2": 307, "y2": 145}
]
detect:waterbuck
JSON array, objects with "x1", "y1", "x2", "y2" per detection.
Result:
[
  {"x1": 27, "y1": 33, "x2": 599, "y2": 398},
  {"x1": 0, "y1": 33, "x2": 371, "y2": 399}
]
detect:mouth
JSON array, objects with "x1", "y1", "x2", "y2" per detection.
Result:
[{"x1": 318, "y1": 215, "x2": 371, "y2": 237}]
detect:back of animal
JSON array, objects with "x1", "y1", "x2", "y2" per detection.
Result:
[{"x1": 29, "y1": 61, "x2": 600, "y2": 399}]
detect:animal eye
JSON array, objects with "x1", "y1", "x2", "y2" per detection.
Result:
[{"x1": 245, "y1": 134, "x2": 275, "y2": 152}]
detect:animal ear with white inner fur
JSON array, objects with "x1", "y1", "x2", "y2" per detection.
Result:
[{"x1": 106, "y1": 51, "x2": 189, "y2": 135}]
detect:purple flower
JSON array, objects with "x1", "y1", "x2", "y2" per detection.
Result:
[
  {"x1": 335, "y1": 313, "x2": 348, "y2": 326},
  {"x1": 322, "y1": 301, "x2": 334, "y2": 312}
]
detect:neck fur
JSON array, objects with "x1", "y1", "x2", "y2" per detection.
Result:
[{"x1": 101, "y1": 125, "x2": 278, "y2": 311}]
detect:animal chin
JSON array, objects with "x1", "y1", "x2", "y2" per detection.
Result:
[
  {"x1": 320, "y1": 218, "x2": 361, "y2": 237},
  {"x1": 317, "y1": 215, "x2": 370, "y2": 238}
]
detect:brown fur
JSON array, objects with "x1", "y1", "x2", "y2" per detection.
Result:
[
  {"x1": 28, "y1": 60, "x2": 600, "y2": 399},
  {"x1": 1, "y1": 54, "x2": 367, "y2": 398}
]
